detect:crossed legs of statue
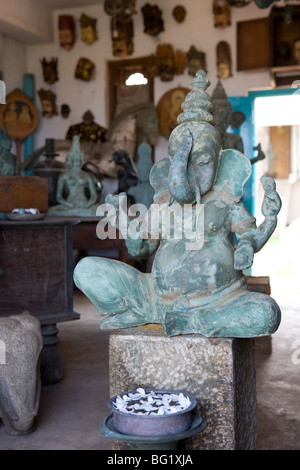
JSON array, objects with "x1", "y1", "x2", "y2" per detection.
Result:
[{"x1": 74, "y1": 257, "x2": 281, "y2": 338}]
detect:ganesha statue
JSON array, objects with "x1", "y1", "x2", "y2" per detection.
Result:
[{"x1": 74, "y1": 70, "x2": 281, "y2": 338}]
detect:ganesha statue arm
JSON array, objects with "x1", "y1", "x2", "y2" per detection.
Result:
[
  {"x1": 105, "y1": 192, "x2": 159, "y2": 259},
  {"x1": 233, "y1": 175, "x2": 281, "y2": 271}
]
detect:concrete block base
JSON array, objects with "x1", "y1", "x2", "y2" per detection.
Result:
[{"x1": 109, "y1": 325, "x2": 257, "y2": 450}]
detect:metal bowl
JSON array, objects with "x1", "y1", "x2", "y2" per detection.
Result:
[{"x1": 107, "y1": 389, "x2": 197, "y2": 437}]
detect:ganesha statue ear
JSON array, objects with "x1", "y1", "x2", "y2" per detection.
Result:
[{"x1": 213, "y1": 148, "x2": 252, "y2": 202}]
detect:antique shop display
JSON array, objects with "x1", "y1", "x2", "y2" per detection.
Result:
[
  {"x1": 151, "y1": 44, "x2": 186, "y2": 81},
  {"x1": 74, "y1": 70, "x2": 282, "y2": 338},
  {"x1": 48, "y1": 136, "x2": 102, "y2": 217},
  {"x1": 0, "y1": 88, "x2": 39, "y2": 165},
  {"x1": 213, "y1": 0, "x2": 231, "y2": 28},
  {"x1": 58, "y1": 15, "x2": 76, "y2": 50},
  {"x1": 128, "y1": 141, "x2": 154, "y2": 208},
  {"x1": 0, "y1": 313, "x2": 43, "y2": 435},
  {"x1": 0, "y1": 130, "x2": 18, "y2": 175},
  {"x1": 38, "y1": 89, "x2": 58, "y2": 118},
  {"x1": 216, "y1": 41, "x2": 232, "y2": 78},
  {"x1": 141, "y1": 3, "x2": 164, "y2": 36},
  {"x1": 33, "y1": 138, "x2": 67, "y2": 206},
  {"x1": 186, "y1": 46, "x2": 207, "y2": 76},
  {"x1": 66, "y1": 110, "x2": 106, "y2": 143},
  {"x1": 79, "y1": 13, "x2": 98, "y2": 44},
  {"x1": 172, "y1": 5, "x2": 186, "y2": 23},
  {"x1": 40, "y1": 58, "x2": 59, "y2": 85},
  {"x1": 156, "y1": 87, "x2": 190, "y2": 138},
  {"x1": 61, "y1": 104, "x2": 70, "y2": 118},
  {"x1": 74, "y1": 57, "x2": 96, "y2": 81}
]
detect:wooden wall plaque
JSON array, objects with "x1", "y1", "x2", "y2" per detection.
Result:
[{"x1": 237, "y1": 18, "x2": 271, "y2": 71}]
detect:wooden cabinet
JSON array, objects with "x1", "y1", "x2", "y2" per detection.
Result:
[{"x1": 237, "y1": 5, "x2": 300, "y2": 86}]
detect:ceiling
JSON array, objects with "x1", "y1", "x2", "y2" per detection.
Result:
[{"x1": 37, "y1": 0, "x2": 103, "y2": 9}]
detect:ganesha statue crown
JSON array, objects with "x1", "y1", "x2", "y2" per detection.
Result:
[{"x1": 74, "y1": 70, "x2": 281, "y2": 338}]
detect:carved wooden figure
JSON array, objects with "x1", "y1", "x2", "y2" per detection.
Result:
[
  {"x1": 40, "y1": 58, "x2": 59, "y2": 85},
  {"x1": 58, "y1": 15, "x2": 76, "y2": 50},
  {"x1": 38, "y1": 89, "x2": 58, "y2": 118},
  {"x1": 79, "y1": 13, "x2": 98, "y2": 44},
  {"x1": 141, "y1": 3, "x2": 164, "y2": 36}
]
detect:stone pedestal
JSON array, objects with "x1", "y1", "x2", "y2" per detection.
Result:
[{"x1": 109, "y1": 325, "x2": 257, "y2": 450}]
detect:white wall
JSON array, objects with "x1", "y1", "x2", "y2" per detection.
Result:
[
  {"x1": 0, "y1": 34, "x2": 27, "y2": 91},
  {"x1": 25, "y1": 0, "x2": 274, "y2": 159}
]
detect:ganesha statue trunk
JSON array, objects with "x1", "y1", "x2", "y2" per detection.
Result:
[{"x1": 73, "y1": 70, "x2": 281, "y2": 339}]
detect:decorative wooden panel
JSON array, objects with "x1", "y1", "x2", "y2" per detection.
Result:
[{"x1": 237, "y1": 18, "x2": 271, "y2": 71}]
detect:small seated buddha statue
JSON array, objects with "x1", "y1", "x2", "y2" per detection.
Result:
[
  {"x1": 48, "y1": 135, "x2": 101, "y2": 217},
  {"x1": 73, "y1": 70, "x2": 281, "y2": 338}
]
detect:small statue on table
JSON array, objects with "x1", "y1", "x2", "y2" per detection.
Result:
[
  {"x1": 0, "y1": 130, "x2": 18, "y2": 175},
  {"x1": 48, "y1": 135, "x2": 102, "y2": 217}
]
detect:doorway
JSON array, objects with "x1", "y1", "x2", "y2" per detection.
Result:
[{"x1": 250, "y1": 88, "x2": 300, "y2": 307}]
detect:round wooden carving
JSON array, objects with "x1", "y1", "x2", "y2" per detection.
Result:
[{"x1": 0, "y1": 88, "x2": 39, "y2": 141}]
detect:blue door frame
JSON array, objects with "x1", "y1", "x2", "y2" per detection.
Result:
[{"x1": 229, "y1": 87, "x2": 295, "y2": 216}]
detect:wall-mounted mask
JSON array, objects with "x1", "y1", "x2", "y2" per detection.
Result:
[
  {"x1": 58, "y1": 15, "x2": 76, "y2": 50},
  {"x1": 74, "y1": 57, "x2": 96, "y2": 81},
  {"x1": 141, "y1": 3, "x2": 164, "y2": 36},
  {"x1": 213, "y1": 0, "x2": 231, "y2": 28},
  {"x1": 40, "y1": 58, "x2": 59, "y2": 85},
  {"x1": 104, "y1": 0, "x2": 137, "y2": 20},
  {"x1": 186, "y1": 46, "x2": 207, "y2": 76},
  {"x1": 172, "y1": 5, "x2": 186, "y2": 23},
  {"x1": 61, "y1": 104, "x2": 70, "y2": 119},
  {"x1": 79, "y1": 13, "x2": 98, "y2": 45},
  {"x1": 111, "y1": 18, "x2": 134, "y2": 57},
  {"x1": 37, "y1": 89, "x2": 58, "y2": 118},
  {"x1": 151, "y1": 44, "x2": 186, "y2": 81},
  {"x1": 216, "y1": 41, "x2": 232, "y2": 79}
]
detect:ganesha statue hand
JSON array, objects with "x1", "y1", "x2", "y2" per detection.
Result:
[{"x1": 74, "y1": 70, "x2": 281, "y2": 338}]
